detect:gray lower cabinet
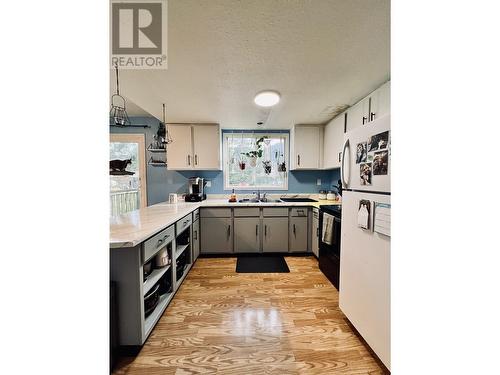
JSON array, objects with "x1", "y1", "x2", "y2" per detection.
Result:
[
  {"x1": 234, "y1": 217, "x2": 261, "y2": 253},
  {"x1": 200, "y1": 217, "x2": 233, "y2": 253},
  {"x1": 289, "y1": 216, "x2": 308, "y2": 252},
  {"x1": 312, "y1": 208, "x2": 319, "y2": 257},
  {"x1": 192, "y1": 218, "x2": 200, "y2": 260},
  {"x1": 262, "y1": 217, "x2": 289, "y2": 252}
]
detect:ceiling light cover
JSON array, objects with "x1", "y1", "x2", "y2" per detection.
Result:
[{"x1": 254, "y1": 91, "x2": 280, "y2": 107}]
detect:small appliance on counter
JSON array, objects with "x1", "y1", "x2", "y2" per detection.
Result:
[
  {"x1": 326, "y1": 190, "x2": 336, "y2": 201},
  {"x1": 185, "y1": 177, "x2": 207, "y2": 202},
  {"x1": 319, "y1": 190, "x2": 327, "y2": 200}
]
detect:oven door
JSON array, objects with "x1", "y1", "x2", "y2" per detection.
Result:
[
  {"x1": 318, "y1": 210, "x2": 342, "y2": 290},
  {"x1": 319, "y1": 211, "x2": 341, "y2": 257}
]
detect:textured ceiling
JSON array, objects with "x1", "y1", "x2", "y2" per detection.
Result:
[{"x1": 112, "y1": 0, "x2": 390, "y2": 128}]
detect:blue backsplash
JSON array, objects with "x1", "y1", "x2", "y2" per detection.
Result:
[{"x1": 111, "y1": 117, "x2": 340, "y2": 205}]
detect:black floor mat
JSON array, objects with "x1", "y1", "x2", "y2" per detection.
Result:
[{"x1": 236, "y1": 255, "x2": 290, "y2": 273}]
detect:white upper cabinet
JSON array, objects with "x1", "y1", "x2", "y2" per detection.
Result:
[
  {"x1": 346, "y1": 96, "x2": 370, "y2": 132},
  {"x1": 167, "y1": 124, "x2": 192, "y2": 169},
  {"x1": 192, "y1": 124, "x2": 220, "y2": 169},
  {"x1": 167, "y1": 124, "x2": 221, "y2": 170},
  {"x1": 323, "y1": 112, "x2": 345, "y2": 169},
  {"x1": 291, "y1": 125, "x2": 323, "y2": 170},
  {"x1": 346, "y1": 80, "x2": 391, "y2": 132},
  {"x1": 369, "y1": 81, "x2": 390, "y2": 122}
]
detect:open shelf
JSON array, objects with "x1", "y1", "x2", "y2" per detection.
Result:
[
  {"x1": 175, "y1": 244, "x2": 190, "y2": 260},
  {"x1": 143, "y1": 265, "x2": 171, "y2": 295},
  {"x1": 175, "y1": 263, "x2": 192, "y2": 289},
  {"x1": 144, "y1": 291, "x2": 174, "y2": 337}
]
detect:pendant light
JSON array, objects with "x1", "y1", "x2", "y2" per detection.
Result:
[{"x1": 109, "y1": 64, "x2": 131, "y2": 127}]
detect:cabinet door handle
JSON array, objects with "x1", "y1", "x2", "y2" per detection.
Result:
[
  {"x1": 316, "y1": 228, "x2": 319, "y2": 238},
  {"x1": 338, "y1": 152, "x2": 342, "y2": 162},
  {"x1": 195, "y1": 154, "x2": 198, "y2": 165},
  {"x1": 256, "y1": 225, "x2": 258, "y2": 236},
  {"x1": 187, "y1": 155, "x2": 191, "y2": 165},
  {"x1": 227, "y1": 225, "x2": 231, "y2": 238},
  {"x1": 194, "y1": 231, "x2": 197, "y2": 240},
  {"x1": 370, "y1": 112, "x2": 376, "y2": 121},
  {"x1": 293, "y1": 224, "x2": 296, "y2": 236},
  {"x1": 362, "y1": 116, "x2": 367, "y2": 124},
  {"x1": 297, "y1": 154, "x2": 300, "y2": 166},
  {"x1": 265, "y1": 225, "x2": 267, "y2": 236}
]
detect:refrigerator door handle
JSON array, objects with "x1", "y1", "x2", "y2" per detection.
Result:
[{"x1": 341, "y1": 138, "x2": 349, "y2": 188}]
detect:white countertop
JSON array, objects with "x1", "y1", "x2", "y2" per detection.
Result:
[{"x1": 110, "y1": 198, "x2": 341, "y2": 249}]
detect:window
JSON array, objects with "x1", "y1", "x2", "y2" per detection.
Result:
[
  {"x1": 110, "y1": 134, "x2": 147, "y2": 216},
  {"x1": 223, "y1": 132, "x2": 288, "y2": 190}
]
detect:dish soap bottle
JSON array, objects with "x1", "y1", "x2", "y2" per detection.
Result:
[{"x1": 229, "y1": 189, "x2": 237, "y2": 203}]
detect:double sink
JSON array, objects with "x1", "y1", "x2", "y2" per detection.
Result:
[{"x1": 237, "y1": 197, "x2": 317, "y2": 203}]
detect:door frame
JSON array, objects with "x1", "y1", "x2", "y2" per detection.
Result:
[{"x1": 110, "y1": 133, "x2": 147, "y2": 208}]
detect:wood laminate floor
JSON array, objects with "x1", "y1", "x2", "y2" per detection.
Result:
[{"x1": 114, "y1": 257, "x2": 387, "y2": 374}]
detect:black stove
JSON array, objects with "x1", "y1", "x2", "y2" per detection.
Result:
[
  {"x1": 318, "y1": 204, "x2": 342, "y2": 290},
  {"x1": 320, "y1": 205, "x2": 341, "y2": 217}
]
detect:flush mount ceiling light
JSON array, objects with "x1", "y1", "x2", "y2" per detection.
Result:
[{"x1": 254, "y1": 91, "x2": 280, "y2": 107}]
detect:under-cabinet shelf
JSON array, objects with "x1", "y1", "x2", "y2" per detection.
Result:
[
  {"x1": 175, "y1": 244, "x2": 190, "y2": 260},
  {"x1": 143, "y1": 264, "x2": 171, "y2": 295},
  {"x1": 144, "y1": 291, "x2": 174, "y2": 337},
  {"x1": 175, "y1": 263, "x2": 192, "y2": 288}
]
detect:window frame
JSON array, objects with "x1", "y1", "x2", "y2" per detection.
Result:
[{"x1": 222, "y1": 131, "x2": 289, "y2": 191}]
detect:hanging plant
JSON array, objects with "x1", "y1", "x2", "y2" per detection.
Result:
[{"x1": 240, "y1": 136, "x2": 268, "y2": 161}]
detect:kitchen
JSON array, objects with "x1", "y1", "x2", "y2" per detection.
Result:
[
  {"x1": 5, "y1": 1, "x2": 498, "y2": 375},
  {"x1": 109, "y1": 1, "x2": 390, "y2": 373}
]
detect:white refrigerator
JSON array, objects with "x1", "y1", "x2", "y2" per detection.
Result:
[{"x1": 339, "y1": 114, "x2": 391, "y2": 370}]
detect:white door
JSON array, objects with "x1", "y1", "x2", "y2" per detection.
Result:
[
  {"x1": 339, "y1": 190, "x2": 390, "y2": 369},
  {"x1": 294, "y1": 126, "x2": 321, "y2": 169},
  {"x1": 342, "y1": 115, "x2": 390, "y2": 193},
  {"x1": 346, "y1": 97, "x2": 369, "y2": 132},
  {"x1": 109, "y1": 134, "x2": 147, "y2": 215},
  {"x1": 166, "y1": 124, "x2": 193, "y2": 169},
  {"x1": 323, "y1": 113, "x2": 345, "y2": 169},
  {"x1": 369, "y1": 81, "x2": 390, "y2": 122},
  {"x1": 192, "y1": 124, "x2": 220, "y2": 170}
]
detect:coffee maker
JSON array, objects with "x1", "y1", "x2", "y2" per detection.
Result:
[{"x1": 185, "y1": 177, "x2": 207, "y2": 202}]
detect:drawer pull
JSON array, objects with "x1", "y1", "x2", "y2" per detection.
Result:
[{"x1": 156, "y1": 238, "x2": 163, "y2": 247}]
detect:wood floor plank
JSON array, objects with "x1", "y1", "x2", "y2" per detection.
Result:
[{"x1": 113, "y1": 256, "x2": 387, "y2": 374}]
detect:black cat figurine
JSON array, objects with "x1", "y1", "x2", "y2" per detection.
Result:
[{"x1": 109, "y1": 159, "x2": 132, "y2": 172}]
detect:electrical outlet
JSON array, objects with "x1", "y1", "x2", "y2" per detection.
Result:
[
  {"x1": 317, "y1": 179, "x2": 321, "y2": 186},
  {"x1": 206, "y1": 180, "x2": 212, "y2": 187}
]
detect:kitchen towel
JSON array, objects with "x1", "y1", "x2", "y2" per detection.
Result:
[{"x1": 322, "y1": 213, "x2": 334, "y2": 245}]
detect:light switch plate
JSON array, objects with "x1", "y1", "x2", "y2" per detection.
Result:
[
  {"x1": 316, "y1": 179, "x2": 321, "y2": 186},
  {"x1": 206, "y1": 180, "x2": 212, "y2": 187}
]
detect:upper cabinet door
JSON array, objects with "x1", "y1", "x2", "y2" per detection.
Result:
[
  {"x1": 192, "y1": 124, "x2": 221, "y2": 170},
  {"x1": 166, "y1": 124, "x2": 193, "y2": 170},
  {"x1": 293, "y1": 126, "x2": 321, "y2": 169},
  {"x1": 323, "y1": 113, "x2": 345, "y2": 169},
  {"x1": 369, "y1": 81, "x2": 391, "y2": 122},
  {"x1": 346, "y1": 97, "x2": 369, "y2": 132}
]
